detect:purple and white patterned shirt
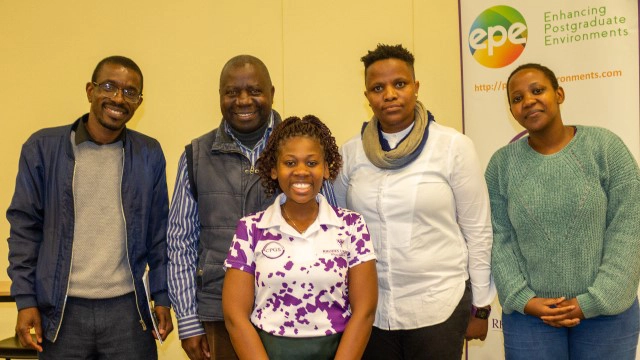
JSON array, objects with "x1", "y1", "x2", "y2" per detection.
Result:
[{"x1": 224, "y1": 193, "x2": 376, "y2": 338}]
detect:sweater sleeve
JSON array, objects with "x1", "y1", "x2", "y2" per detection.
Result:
[
  {"x1": 485, "y1": 150, "x2": 536, "y2": 314},
  {"x1": 576, "y1": 134, "x2": 640, "y2": 318}
]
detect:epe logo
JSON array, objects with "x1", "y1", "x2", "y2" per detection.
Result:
[{"x1": 468, "y1": 5, "x2": 527, "y2": 68}]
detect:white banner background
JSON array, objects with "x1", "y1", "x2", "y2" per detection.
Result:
[{"x1": 459, "y1": 0, "x2": 639, "y2": 359}]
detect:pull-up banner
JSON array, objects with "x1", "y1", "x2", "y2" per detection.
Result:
[{"x1": 459, "y1": 1, "x2": 639, "y2": 359}]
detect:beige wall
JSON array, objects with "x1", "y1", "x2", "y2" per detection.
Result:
[{"x1": 0, "y1": 1, "x2": 462, "y2": 357}]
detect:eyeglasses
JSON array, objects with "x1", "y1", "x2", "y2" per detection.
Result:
[{"x1": 92, "y1": 81, "x2": 142, "y2": 103}]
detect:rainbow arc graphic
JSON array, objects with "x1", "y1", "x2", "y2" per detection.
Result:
[{"x1": 469, "y1": 5, "x2": 528, "y2": 68}]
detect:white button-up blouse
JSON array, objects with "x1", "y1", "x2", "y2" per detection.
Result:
[{"x1": 335, "y1": 121, "x2": 496, "y2": 330}]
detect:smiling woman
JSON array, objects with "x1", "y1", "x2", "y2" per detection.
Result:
[
  {"x1": 222, "y1": 115, "x2": 378, "y2": 360},
  {"x1": 505, "y1": 64, "x2": 575, "y2": 155},
  {"x1": 486, "y1": 63, "x2": 640, "y2": 360}
]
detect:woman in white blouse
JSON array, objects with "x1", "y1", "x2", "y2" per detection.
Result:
[{"x1": 334, "y1": 43, "x2": 495, "y2": 360}]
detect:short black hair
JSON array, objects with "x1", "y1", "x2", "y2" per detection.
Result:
[
  {"x1": 507, "y1": 63, "x2": 559, "y2": 103},
  {"x1": 361, "y1": 44, "x2": 415, "y2": 77},
  {"x1": 219, "y1": 55, "x2": 272, "y2": 89},
  {"x1": 92, "y1": 56, "x2": 143, "y2": 90},
  {"x1": 257, "y1": 115, "x2": 342, "y2": 197}
]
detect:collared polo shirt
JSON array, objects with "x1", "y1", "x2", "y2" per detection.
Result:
[{"x1": 224, "y1": 193, "x2": 376, "y2": 337}]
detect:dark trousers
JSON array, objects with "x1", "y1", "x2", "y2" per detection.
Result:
[
  {"x1": 40, "y1": 292, "x2": 157, "y2": 360},
  {"x1": 362, "y1": 282, "x2": 472, "y2": 360},
  {"x1": 204, "y1": 321, "x2": 239, "y2": 360}
]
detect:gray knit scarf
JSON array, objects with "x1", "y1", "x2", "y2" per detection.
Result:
[{"x1": 362, "y1": 100, "x2": 433, "y2": 169}]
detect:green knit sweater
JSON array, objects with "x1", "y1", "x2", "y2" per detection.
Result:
[{"x1": 486, "y1": 125, "x2": 640, "y2": 319}]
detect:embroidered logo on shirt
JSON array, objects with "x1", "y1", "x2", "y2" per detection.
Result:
[
  {"x1": 262, "y1": 241, "x2": 285, "y2": 259},
  {"x1": 323, "y1": 238, "x2": 348, "y2": 256},
  {"x1": 323, "y1": 249, "x2": 348, "y2": 256}
]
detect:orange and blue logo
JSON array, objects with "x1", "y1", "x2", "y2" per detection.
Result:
[{"x1": 468, "y1": 5, "x2": 528, "y2": 68}]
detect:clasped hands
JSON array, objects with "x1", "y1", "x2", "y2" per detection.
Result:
[{"x1": 524, "y1": 297, "x2": 584, "y2": 328}]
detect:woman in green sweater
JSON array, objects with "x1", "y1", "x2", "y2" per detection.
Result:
[{"x1": 486, "y1": 63, "x2": 640, "y2": 360}]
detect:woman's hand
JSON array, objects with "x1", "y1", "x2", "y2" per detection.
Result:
[
  {"x1": 524, "y1": 297, "x2": 581, "y2": 328},
  {"x1": 540, "y1": 297, "x2": 584, "y2": 328}
]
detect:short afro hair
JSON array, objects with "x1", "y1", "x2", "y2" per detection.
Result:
[
  {"x1": 361, "y1": 43, "x2": 415, "y2": 77},
  {"x1": 506, "y1": 63, "x2": 560, "y2": 103},
  {"x1": 219, "y1": 54, "x2": 272, "y2": 89},
  {"x1": 92, "y1": 56, "x2": 143, "y2": 90},
  {"x1": 257, "y1": 115, "x2": 342, "y2": 197}
]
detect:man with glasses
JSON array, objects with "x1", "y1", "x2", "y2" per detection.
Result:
[{"x1": 7, "y1": 55, "x2": 173, "y2": 359}]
